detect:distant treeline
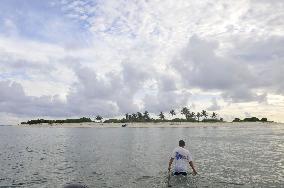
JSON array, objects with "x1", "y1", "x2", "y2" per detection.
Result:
[
  {"x1": 21, "y1": 117, "x2": 92, "y2": 124},
  {"x1": 232, "y1": 117, "x2": 268, "y2": 122},
  {"x1": 104, "y1": 108, "x2": 223, "y2": 123},
  {"x1": 20, "y1": 107, "x2": 270, "y2": 125},
  {"x1": 21, "y1": 107, "x2": 224, "y2": 125}
]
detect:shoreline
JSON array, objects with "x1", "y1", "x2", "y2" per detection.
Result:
[{"x1": 14, "y1": 122, "x2": 282, "y2": 128}]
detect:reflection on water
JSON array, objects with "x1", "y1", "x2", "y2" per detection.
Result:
[{"x1": 0, "y1": 124, "x2": 283, "y2": 187}]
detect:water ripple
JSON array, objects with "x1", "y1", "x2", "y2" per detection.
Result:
[{"x1": 0, "y1": 124, "x2": 283, "y2": 187}]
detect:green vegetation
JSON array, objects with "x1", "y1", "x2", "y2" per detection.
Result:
[
  {"x1": 21, "y1": 117, "x2": 92, "y2": 125},
  {"x1": 232, "y1": 117, "x2": 268, "y2": 122},
  {"x1": 95, "y1": 115, "x2": 103, "y2": 122},
  {"x1": 102, "y1": 107, "x2": 224, "y2": 123}
]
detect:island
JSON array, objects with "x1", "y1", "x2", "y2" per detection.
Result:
[{"x1": 19, "y1": 106, "x2": 272, "y2": 128}]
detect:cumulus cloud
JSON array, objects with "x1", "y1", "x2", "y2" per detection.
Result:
[
  {"x1": 0, "y1": 80, "x2": 66, "y2": 117},
  {"x1": 65, "y1": 64, "x2": 139, "y2": 116},
  {"x1": 171, "y1": 35, "x2": 279, "y2": 103},
  {"x1": 66, "y1": 61, "x2": 191, "y2": 116},
  {"x1": 230, "y1": 36, "x2": 284, "y2": 94}
]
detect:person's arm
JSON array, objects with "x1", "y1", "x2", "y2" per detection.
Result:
[
  {"x1": 168, "y1": 158, "x2": 174, "y2": 172},
  {"x1": 189, "y1": 161, "x2": 197, "y2": 175}
]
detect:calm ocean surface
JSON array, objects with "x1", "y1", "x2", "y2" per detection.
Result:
[{"x1": 0, "y1": 123, "x2": 283, "y2": 187}]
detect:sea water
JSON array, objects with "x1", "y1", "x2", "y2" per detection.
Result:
[{"x1": 0, "y1": 123, "x2": 283, "y2": 187}]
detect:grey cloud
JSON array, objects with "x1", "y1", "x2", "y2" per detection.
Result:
[
  {"x1": 0, "y1": 60, "x2": 158, "y2": 118},
  {"x1": 0, "y1": 80, "x2": 67, "y2": 117},
  {"x1": 173, "y1": 36, "x2": 253, "y2": 90},
  {"x1": 0, "y1": 79, "x2": 120, "y2": 118},
  {"x1": 65, "y1": 62, "x2": 155, "y2": 116},
  {"x1": 65, "y1": 62, "x2": 190, "y2": 116},
  {"x1": 231, "y1": 36, "x2": 284, "y2": 94},
  {"x1": 72, "y1": 66, "x2": 116, "y2": 99},
  {"x1": 141, "y1": 68, "x2": 190, "y2": 113},
  {"x1": 143, "y1": 90, "x2": 191, "y2": 113},
  {"x1": 0, "y1": 81, "x2": 26, "y2": 102},
  {"x1": 171, "y1": 35, "x2": 273, "y2": 103},
  {"x1": 158, "y1": 73, "x2": 177, "y2": 92},
  {"x1": 222, "y1": 88, "x2": 267, "y2": 103},
  {"x1": 66, "y1": 66, "x2": 129, "y2": 117},
  {"x1": 233, "y1": 36, "x2": 284, "y2": 63},
  {"x1": 207, "y1": 98, "x2": 221, "y2": 111},
  {"x1": 121, "y1": 61, "x2": 153, "y2": 90}
]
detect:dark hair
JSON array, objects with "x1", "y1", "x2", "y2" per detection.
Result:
[{"x1": 179, "y1": 140, "x2": 185, "y2": 147}]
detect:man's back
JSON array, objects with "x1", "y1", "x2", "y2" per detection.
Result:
[
  {"x1": 168, "y1": 140, "x2": 197, "y2": 176},
  {"x1": 171, "y1": 147, "x2": 192, "y2": 173}
]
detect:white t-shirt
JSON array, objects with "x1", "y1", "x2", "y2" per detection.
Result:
[{"x1": 171, "y1": 147, "x2": 192, "y2": 172}]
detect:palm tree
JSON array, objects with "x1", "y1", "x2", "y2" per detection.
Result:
[
  {"x1": 189, "y1": 112, "x2": 196, "y2": 120},
  {"x1": 169, "y1": 109, "x2": 176, "y2": 117},
  {"x1": 196, "y1": 112, "x2": 201, "y2": 122},
  {"x1": 181, "y1": 107, "x2": 190, "y2": 119},
  {"x1": 159, "y1": 112, "x2": 165, "y2": 120},
  {"x1": 125, "y1": 113, "x2": 129, "y2": 121},
  {"x1": 201, "y1": 110, "x2": 208, "y2": 119},
  {"x1": 95, "y1": 115, "x2": 103, "y2": 123},
  {"x1": 131, "y1": 113, "x2": 137, "y2": 121},
  {"x1": 143, "y1": 111, "x2": 150, "y2": 121},
  {"x1": 137, "y1": 112, "x2": 143, "y2": 121},
  {"x1": 211, "y1": 112, "x2": 217, "y2": 119}
]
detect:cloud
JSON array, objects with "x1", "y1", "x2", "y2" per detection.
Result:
[
  {"x1": 0, "y1": 80, "x2": 66, "y2": 117},
  {"x1": 222, "y1": 88, "x2": 267, "y2": 103},
  {"x1": 233, "y1": 36, "x2": 284, "y2": 63},
  {"x1": 171, "y1": 35, "x2": 282, "y2": 103},
  {"x1": 63, "y1": 61, "x2": 155, "y2": 116},
  {"x1": 142, "y1": 71, "x2": 191, "y2": 112},
  {"x1": 65, "y1": 61, "x2": 189, "y2": 115},
  {"x1": 0, "y1": 61, "x2": 191, "y2": 119},
  {"x1": 230, "y1": 36, "x2": 284, "y2": 95},
  {"x1": 143, "y1": 90, "x2": 191, "y2": 113},
  {"x1": 207, "y1": 98, "x2": 221, "y2": 111},
  {"x1": 172, "y1": 35, "x2": 256, "y2": 101}
]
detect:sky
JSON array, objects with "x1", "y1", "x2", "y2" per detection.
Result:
[{"x1": 0, "y1": 0, "x2": 284, "y2": 124}]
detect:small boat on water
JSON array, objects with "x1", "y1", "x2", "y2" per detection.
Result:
[{"x1": 121, "y1": 124, "x2": 127, "y2": 127}]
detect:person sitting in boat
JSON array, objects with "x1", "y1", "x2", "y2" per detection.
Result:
[{"x1": 168, "y1": 140, "x2": 197, "y2": 176}]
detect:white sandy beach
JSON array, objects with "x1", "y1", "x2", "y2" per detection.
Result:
[{"x1": 16, "y1": 122, "x2": 282, "y2": 128}]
